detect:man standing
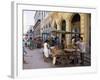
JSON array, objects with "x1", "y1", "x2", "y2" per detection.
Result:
[
  {"x1": 43, "y1": 40, "x2": 51, "y2": 62},
  {"x1": 76, "y1": 37, "x2": 86, "y2": 65}
]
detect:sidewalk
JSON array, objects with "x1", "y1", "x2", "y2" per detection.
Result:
[{"x1": 23, "y1": 48, "x2": 54, "y2": 69}]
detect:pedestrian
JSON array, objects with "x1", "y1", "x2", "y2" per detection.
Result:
[
  {"x1": 23, "y1": 39, "x2": 27, "y2": 54},
  {"x1": 61, "y1": 38, "x2": 65, "y2": 49},
  {"x1": 23, "y1": 39, "x2": 27, "y2": 64},
  {"x1": 43, "y1": 40, "x2": 51, "y2": 62},
  {"x1": 76, "y1": 37, "x2": 86, "y2": 65},
  {"x1": 55, "y1": 36, "x2": 60, "y2": 46},
  {"x1": 29, "y1": 37, "x2": 33, "y2": 50}
]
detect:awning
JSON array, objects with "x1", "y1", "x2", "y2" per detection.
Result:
[{"x1": 51, "y1": 30, "x2": 83, "y2": 35}]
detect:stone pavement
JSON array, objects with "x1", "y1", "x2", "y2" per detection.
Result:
[
  {"x1": 23, "y1": 47, "x2": 55, "y2": 69},
  {"x1": 23, "y1": 47, "x2": 90, "y2": 69}
]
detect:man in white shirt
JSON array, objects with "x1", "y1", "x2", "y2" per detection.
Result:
[
  {"x1": 76, "y1": 37, "x2": 86, "y2": 65},
  {"x1": 43, "y1": 40, "x2": 51, "y2": 62}
]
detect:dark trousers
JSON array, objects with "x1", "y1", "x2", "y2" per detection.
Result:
[
  {"x1": 43, "y1": 53, "x2": 49, "y2": 62},
  {"x1": 80, "y1": 52, "x2": 84, "y2": 65}
]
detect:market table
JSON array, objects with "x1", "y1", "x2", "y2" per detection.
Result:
[
  {"x1": 51, "y1": 48, "x2": 81, "y2": 65},
  {"x1": 64, "y1": 48, "x2": 81, "y2": 65}
]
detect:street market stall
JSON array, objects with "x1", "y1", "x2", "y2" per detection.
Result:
[{"x1": 49, "y1": 30, "x2": 84, "y2": 66}]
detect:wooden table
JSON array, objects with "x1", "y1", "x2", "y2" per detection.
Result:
[
  {"x1": 50, "y1": 47, "x2": 81, "y2": 65},
  {"x1": 64, "y1": 48, "x2": 81, "y2": 65},
  {"x1": 50, "y1": 48, "x2": 63, "y2": 65},
  {"x1": 64, "y1": 48, "x2": 76, "y2": 52}
]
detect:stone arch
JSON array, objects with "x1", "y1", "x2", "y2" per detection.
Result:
[
  {"x1": 71, "y1": 13, "x2": 80, "y2": 33},
  {"x1": 60, "y1": 19, "x2": 66, "y2": 48},
  {"x1": 64, "y1": 13, "x2": 81, "y2": 47},
  {"x1": 60, "y1": 19, "x2": 66, "y2": 40},
  {"x1": 70, "y1": 13, "x2": 81, "y2": 42},
  {"x1": 61, "y1": 19, "x2": 66, "y2": 31}
]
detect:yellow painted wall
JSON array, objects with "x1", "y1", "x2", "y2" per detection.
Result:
[{"x1": 42, "y1": 12, "x2": 91, "y2": 48}]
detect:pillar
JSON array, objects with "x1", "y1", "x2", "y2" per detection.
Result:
[
  {"x1": 80, "y1": 13, "x2": 89, "y2": 45},
  {"x1": 65, "y1": 19, "x2": 71, "y2": 48}
]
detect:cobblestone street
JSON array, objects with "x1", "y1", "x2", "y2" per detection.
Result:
[{"x1": 23, "y1": 47, "x2": 55, "y2": 69}]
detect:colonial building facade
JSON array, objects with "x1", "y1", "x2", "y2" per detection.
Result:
[
  {"x1": 33, "y1": 11, "x2": 51, "y2": 47},
  {"x1": 34, "y1": 11, "x2": 51, "y2": 41},
  {"x1": 41, "y1": 12, "x2": 91, "y2": 49}
]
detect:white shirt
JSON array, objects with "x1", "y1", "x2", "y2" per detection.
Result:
[
  {"x1": 44, "y1": 43, "x2": 48, "y2": 49},
  {"x1": 43, "y1": 42, "x2": 50, "y2": 57},
  {"x1": 76, "y1": 41, "x2": 86, "y2": 53}
]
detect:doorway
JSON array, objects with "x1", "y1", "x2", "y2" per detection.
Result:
[
  {"x1": 61, "y1": 20, "x2": 66, "y2": 48},
  {"x1": 71, "y1": 13, "x2": 80, "y2": 43}
]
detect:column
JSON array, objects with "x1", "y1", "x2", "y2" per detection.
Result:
[
  {"x1": 80, "y1": 14, "x2": 85, "y2": 42},
  {"x1": 65, "y1": 19, "x2": 71, "y2": 48},
  {"x1": 57, "y1": 22, "x2": 61, "y2": 44}
]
